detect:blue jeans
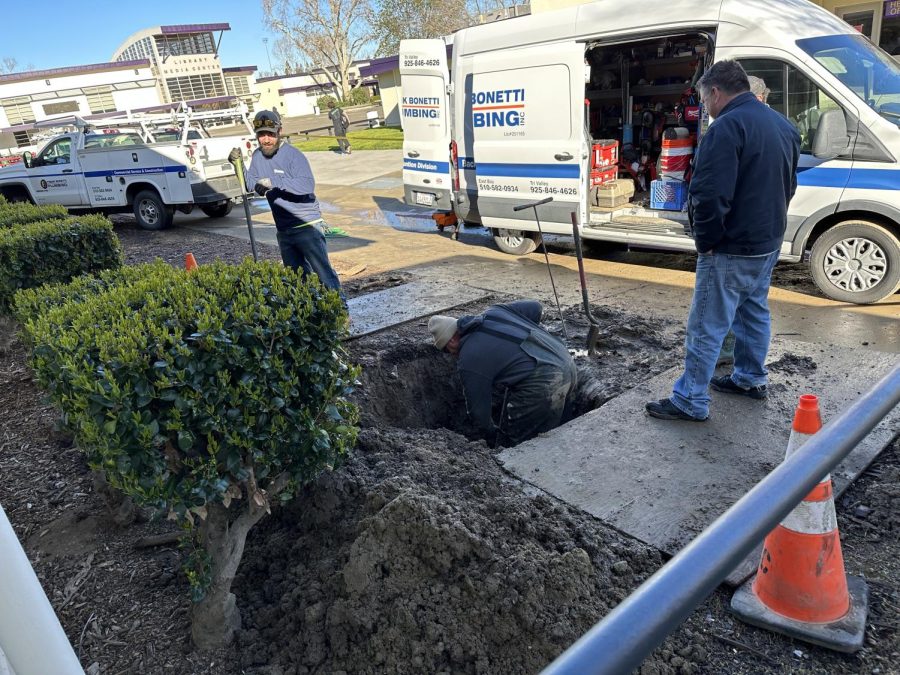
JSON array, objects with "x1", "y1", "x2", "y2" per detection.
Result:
[
  {"x1": 671, "y1": 250, "x2": 779, "y2": 419},
  {"x1": 276, "y1": 224, "x2": 344, "y2": 301}
]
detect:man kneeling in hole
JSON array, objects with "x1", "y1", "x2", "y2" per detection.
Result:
[{"x1": 429, "y1": 300, "x2": 577, "y2": 446}]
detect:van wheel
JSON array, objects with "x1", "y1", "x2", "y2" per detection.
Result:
[
  {"x1": 492, "y1": 228, "x2": 541, "y2": 255},
  {"x1": 810, "y1": 220, "x2": 900, "y2": 304},
  {"x1": 133, "y1": 190, "x2": 174, "y2": 230},
  {"x1": 200, "y1": 201, "x2": 234, "y2": 218}
]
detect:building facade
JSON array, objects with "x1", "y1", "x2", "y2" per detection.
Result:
[
  {"x1": 112, "y1": 24, "x2": 233, "y2": 104},
  {"x1": 820, "y1": 0, "x2": 900, "y2": 55},
  {"x1": 222, "y1": 66, "x2": 260, "y2": 113},
  {"x1": 0, "y1": 61, "x2": 159, "y2": 149}
]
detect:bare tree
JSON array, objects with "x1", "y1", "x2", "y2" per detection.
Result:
[
  {"x1": 262, "y1": 0, "x2": 372, "y2": 101},
  {"x1": 1, "y1": 57, "x2": 18, "y2": 74},
  {"x1": 369, "y1": 0, "x2": 470, "y2": 57}
]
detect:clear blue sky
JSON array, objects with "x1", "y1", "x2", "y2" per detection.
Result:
[{"x1": 2, "y1": 0, "x2": 279, "y2": 74}]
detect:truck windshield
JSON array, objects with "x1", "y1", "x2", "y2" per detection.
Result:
[{"x1": 797, "y1": 33, "x2": 900, "y2": 126}]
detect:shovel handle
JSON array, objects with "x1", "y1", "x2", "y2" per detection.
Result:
[{"x1": 513, "y1": 196, "x2": 553, "y2": 212}]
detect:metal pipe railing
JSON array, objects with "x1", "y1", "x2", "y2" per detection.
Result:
[{"x1": 543, "y1": 363, "x2": 900, "y2": 675}]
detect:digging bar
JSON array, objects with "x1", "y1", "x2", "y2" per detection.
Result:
[
  {"x1": 569, "y1": 211, "x2": 601, "y2": 354},
  {"x1": 230, "y1": 153, "x2": 260, "y2": 262}
]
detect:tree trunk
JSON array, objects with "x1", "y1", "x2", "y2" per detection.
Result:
[{"x1": 190, "y1": 501, "x2": 265, "y2": 650}]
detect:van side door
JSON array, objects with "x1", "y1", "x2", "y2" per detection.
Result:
[
  {"x1": 462, "y1": 41, "x2": 588, "y2": 236},
  {"x1": 399, "y1": 39, "x2": 452, "y2": 210}
]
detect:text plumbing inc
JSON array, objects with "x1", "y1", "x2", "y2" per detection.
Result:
[
  {"x1": 472, "y1": 88, "x2": 526, "y2": 128},
  {"x1": 403, "y1": 96, "x2": 441, "y2": 118}
]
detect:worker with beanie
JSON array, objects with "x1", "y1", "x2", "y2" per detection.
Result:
[
  {"x1": 429, "y1": 300, "x2": 577, "y2": 446},
  {"x1": 231, "y1": 109, "x2": 344, "y2": 303}
]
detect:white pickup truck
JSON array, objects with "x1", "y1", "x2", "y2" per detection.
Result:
[{"x1": 0, "y1": 111, "x2": 256, "y2": 230}]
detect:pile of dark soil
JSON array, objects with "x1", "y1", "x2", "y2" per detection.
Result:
[{"x1": 236, "y1": 427, "x2": 677, "y2": 674}]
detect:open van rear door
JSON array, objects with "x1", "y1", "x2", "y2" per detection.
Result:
[
  {"x1": 466, "y1": 41, "x2": 589, "y2": 240},
  {"x1": 399, "y1": 39, "x2": 452, "y2": 210}
]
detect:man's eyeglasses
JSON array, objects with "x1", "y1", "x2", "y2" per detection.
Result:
[{"x1": 253, "y1": 118, "x2": 279, "y2": 131}]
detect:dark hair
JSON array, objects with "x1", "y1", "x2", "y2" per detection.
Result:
[{"x1": 697, "y1": 60, "x2": 750, "y2": 97}]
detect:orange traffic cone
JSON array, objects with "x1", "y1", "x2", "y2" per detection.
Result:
[
  {"x1": 731, "y1": 394, "x2": 868, "y2": 652},
  {"x1": 185, "y1": 253, "x2": 199, "y2": 271}
]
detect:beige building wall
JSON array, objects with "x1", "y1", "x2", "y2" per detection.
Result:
[{"x1": 378, "y1": 69, "x2": 402, "y2": 127}]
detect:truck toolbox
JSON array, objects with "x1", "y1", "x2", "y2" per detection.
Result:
[{"x1": 191, "y1": 175, "x2": 243, "y2": 203}]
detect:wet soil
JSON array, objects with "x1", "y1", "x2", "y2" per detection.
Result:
[{"x1": 0, "y1": 222, "x2": 896, "y2": 674}]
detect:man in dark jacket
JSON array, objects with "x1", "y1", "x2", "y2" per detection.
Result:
[
  {"x1": 646, "y1": 60, "x2": 800, "y2": 422},
  {"x1": 429, "y1": 300, "x2": 577, "y2": 445}
]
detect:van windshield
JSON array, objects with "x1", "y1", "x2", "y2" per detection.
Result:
[{"x1": 797, "y1": 33, "x2": 900, "y2": 126}]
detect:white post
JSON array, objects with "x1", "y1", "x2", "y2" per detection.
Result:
[
  {"x1": 0, "y1": 505, "x2": 83, "y2": 675},
  {"x1": 0, "y1": 645, "x2": 17, "y2": 675}
]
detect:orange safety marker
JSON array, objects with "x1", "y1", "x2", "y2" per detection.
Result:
[
  {"x1": 731, "y1": 394, "x2": 869, "y2": 652},
  {"x1": 185, "y1": 252, "x2": 199, "y2": 271}
]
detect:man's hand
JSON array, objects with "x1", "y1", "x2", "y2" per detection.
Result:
[
  {"x1": 228, "y1": 148, "x2": 242, "y2": 164},
  {"x1": 254, "y1": 178, "x2": 273, "y2": 197}
]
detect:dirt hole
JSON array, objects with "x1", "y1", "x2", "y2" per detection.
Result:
[{"x1": 352, "y1": 304, "x2": 685, "y2": 444}]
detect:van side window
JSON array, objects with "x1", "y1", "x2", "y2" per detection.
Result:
[{"x1": 738, "y1": 59, "x2": 841, "y2": 154}]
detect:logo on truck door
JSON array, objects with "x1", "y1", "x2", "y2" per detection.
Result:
[{"x1": 472, "y1": 89, "x2": 526, "y2": 128}]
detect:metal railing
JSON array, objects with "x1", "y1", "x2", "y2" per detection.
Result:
[{"x1": 543, "y1": 362, "x2": 900, "y2": 675}]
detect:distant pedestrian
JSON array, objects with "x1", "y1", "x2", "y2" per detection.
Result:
[
  {"x1": 645, "y1": 60, "x2": 800, "y2": 422},
  {"x1": 231, "y1": 109, "x2": 344, "y2": 303},
  {"x1": 327, "y1": 101, "x2": 351, "y2": 154}
]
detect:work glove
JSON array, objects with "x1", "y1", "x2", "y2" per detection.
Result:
[
  {"x1": 227, "y1": 147, "x2": 242, "y2": 164},
  {"x1": 254, "y1": 178, "x2": 273, "y2": 197}
]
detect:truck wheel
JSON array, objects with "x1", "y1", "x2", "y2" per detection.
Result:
[
  {"x1": 200, "y1": 201, "x2": 234, "y2": 218},
  {"x1": 0, "y1": 186, "x2": 32, "y2": 204},
  {"x1": 810, "y1": 220, "x2": 900, "y2": 304},
  {"x1": 133, "y1": 190, "x2": 174, "y2": 230},
  {"x1": 492, "y1": 228, "x2": 541, "y2": 255}
]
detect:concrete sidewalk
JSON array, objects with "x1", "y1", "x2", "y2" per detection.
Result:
[
  {"x1": 304, "y1": 149, "x2": 403, "y2": 187},
  {"x1": 499, "y1": 339, "x2": 899, "y2": 584}
]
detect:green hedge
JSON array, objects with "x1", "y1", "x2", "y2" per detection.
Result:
[
  {"x1": 14, "y1": 261, "x2": 161, "y2": 326},
  {"x1": 0, "y1": 214, "x2": 122, "y2": 313},
  {"x1": 0, "y1": 197, "x2": 69, "y2": 228},
  {"x1": 19, "y1": 259, "x2": 359, "y2": 519}
]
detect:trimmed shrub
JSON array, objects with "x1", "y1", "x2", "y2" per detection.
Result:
[
  {"x1": 0, "y1": 214, "x2": 122, "y2": 313},
  {"x1": 317, "y1": 93, "x2": 338, "y2": 111},
  {"x1": 0, "y1": 197, "x2": 69, "y2": 227},
  {"x1": 347, "y1": 86, "x2": 371, "y2": 106},
  {"x1": 19, "y1": 259, "x2": 359, "y2": 649},
  {"x1": 14, "y1": 260, "x2": 164, "y2": 327}
]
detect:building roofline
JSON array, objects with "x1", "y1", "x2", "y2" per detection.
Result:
[
  {"x1": 279, "y1": 83, "x2": 336, "y2": 95},
  {"x1": 0, "y1": 60, "x2": 151, "y2": 85},
  {"x1": 160, "y1": 23, "x2": 231, "y2": 34}
]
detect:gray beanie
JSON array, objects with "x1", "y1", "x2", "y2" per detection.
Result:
[{"x1": 428, "y1": 315, "x2": 458, "y2": 349}]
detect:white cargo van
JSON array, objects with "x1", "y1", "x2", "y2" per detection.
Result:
[{"x1": 400, "y1": 0, "x2": 900, "y2": 304}]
